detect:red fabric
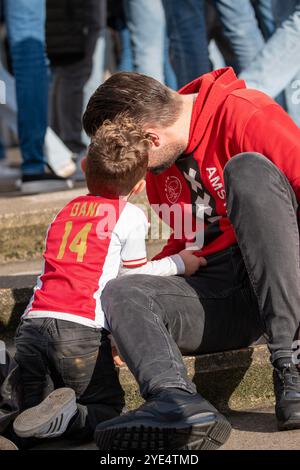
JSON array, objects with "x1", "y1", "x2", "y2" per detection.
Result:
[
  {"x1": 29, "y1": 195, "x2": 124, "y2": 321},
  {"x1": 147, "y1": 67, "x2": 300, "y2": 259},
  {"x1": 122, "y1": 261, "x2": 148, "y2": 268}
]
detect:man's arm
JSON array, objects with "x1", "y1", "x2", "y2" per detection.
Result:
[{"x1": 241, "y1": 103, "x2": 300, "y2": 201}]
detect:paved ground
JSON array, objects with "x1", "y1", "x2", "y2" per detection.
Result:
[
  {"x1": 30, "y1": 407, "x2": 300, "y2": 451},
  {"x1": 222, "y1": 408, "x2": 300, "y2": 450}
]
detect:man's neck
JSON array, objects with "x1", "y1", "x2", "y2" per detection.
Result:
[{"x1": 170, "y1": 93, "x2": 197, "y2": 150}]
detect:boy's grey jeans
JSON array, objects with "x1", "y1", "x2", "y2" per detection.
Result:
[
  {"x1": 101, "y1": 152, "x2": 300, "y2": 398},
  {"x1": 15, "y1": 319, "x2": 125, "y2": 440}
]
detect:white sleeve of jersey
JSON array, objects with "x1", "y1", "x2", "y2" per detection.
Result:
[
  {"x1": 119, "y1": 254, "x2": 185, "y2": 277},
  {"x1": 114, "y1": 203, "x2": 185, "y2": 277},
  {"x1": 116, "y1": 203, "x2": 149, "y2": 268}
]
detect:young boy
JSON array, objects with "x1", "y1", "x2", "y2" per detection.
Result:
[{"x1": 12, "y1": 117, "x2": 205, "y2": 444}]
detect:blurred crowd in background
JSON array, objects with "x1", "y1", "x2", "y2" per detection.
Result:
[{"x1": 0, "y1": 0, "x2": 299, "y2": 194}]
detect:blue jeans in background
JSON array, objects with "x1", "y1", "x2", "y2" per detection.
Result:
[
  {"x1": 162, "y1": 0, "x2": 275, "y2": 87},
  {"x1": 253, "y1": 0, "x2": 277, "y2": 38},
  {"x1": 213, "y1": 0, "x2": 275, "y2": 73},
  {"x1": 0, "y1": 140, "x2": 4, "y2": 159},
  {"x1": 162, "y1": 0, "x2": 210, "y2": 88},
  {"x1": 4, "y1": 0, "x2": 48, "y2": 175},
  {"x1": 240, "y1": 1, "x2": 300, "y2": 127},
  {"x1": 213, "y1": 0, "x2": 287, "y2": 107},
  {"x1": 117, "y1": 2, "x2": 177, "y2": 88},
  {"x1": 117, "y1": 23, "x2": 133, "y2": 72},
  {"x1": 82, "y1": 32, "x2": 106, "y2": 146},
  {"x1": 164, "y1": 35, "x2": 177, "y2": 90},
  {"x1": 123, "y1": 0, "x2": 165, "y2": 83}
]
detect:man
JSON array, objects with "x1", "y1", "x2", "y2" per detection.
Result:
[
  {"x1": 3, "y1": 0, "x2": 72, "y2": 193},
  {"x1": 48, "y1": 0, "x2": 106, "y2": 158},
  {"x1": 81, "y1": 67, "x2": 300, "y2": 450}
]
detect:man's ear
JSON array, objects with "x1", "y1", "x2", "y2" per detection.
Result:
[
  {"x1": 132, "y1": 179, "x2": 146, "y2": 195},
  {"x1": 81, "y1": 156, "x2": 87, "y2": 173},
  {"x1": 146, "y1": 131, "x2": 160, "y2": 147}
]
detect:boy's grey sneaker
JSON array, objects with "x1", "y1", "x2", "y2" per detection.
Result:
[
  {"x1": 94, "y1": 389, "x2": 232, "y2": 451},
  {"x1": 0, "y1": 436, "x2": 18, "y2": 450},
  {"x1": 273, "y1": 358, "x2": 300, "y2": 430},
  {"x1": 13, "y1": 388, "x2": 77, "y2": 439}
]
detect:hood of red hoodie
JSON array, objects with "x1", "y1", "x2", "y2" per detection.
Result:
[{"x1": 180, "y1": 67, "x2": 246, "y2": 154}]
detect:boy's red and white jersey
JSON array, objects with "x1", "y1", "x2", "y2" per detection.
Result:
[{"x1": 24, "y1": 195, "x2": 149, "y2": 329}]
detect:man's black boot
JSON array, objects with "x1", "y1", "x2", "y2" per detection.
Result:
[
  {"x1": 94, "y1": 388, "x2": 232, "y2": 450},
  {"x1": 273, "y1": 358, "x2": 300, "y2": 430}
]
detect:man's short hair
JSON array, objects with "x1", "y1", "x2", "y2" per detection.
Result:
[
  {"x1": 86, "y1": 115, "x2": 150, "y2": 197},
  {"x1": 83, "y1": 72, "x2": 182, "y2": 137}
]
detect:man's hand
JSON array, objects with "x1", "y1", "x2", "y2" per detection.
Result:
[
  {"x1": 112, "y1": 345, "x2": 124, "y2": 367},
  {"x1": 179, "y1": 249, "x2": 207, "y2": 276}
]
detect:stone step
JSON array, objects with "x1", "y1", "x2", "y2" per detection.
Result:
[
  {"x1": 0, "y1": 259, "x2": 42, "y2": 277},
  {"x1": 120, "y1": 344, "x2": 273, "y2": 413},
  {"x1": 0, "y1": 272, "x2": 273, "y2": 412},
  {"x1": 0, "y1": 189, "x2": 166, "y2": 264},
  {"x1": 0, "y1": 274, "x2": 36, "y2": 332},
  {"x1": 4, "y1": 329, "x2": 273, "y2": 415}
]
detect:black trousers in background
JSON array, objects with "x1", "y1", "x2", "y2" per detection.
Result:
[
  {"x1": 15, "y1": 318, "x2": 125, "y2": 440},
  {"x1": 49, "y1": 0, "x2": 105, "y2": 154},
  {"x1": 101, "y1": 152, "x2": 300, "y2": 398}
]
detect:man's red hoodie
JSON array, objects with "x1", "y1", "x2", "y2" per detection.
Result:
[{"x1": 146, "y1": 67, "x2": 300, "y2": 259}]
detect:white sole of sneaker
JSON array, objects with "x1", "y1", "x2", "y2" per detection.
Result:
[
  {"x1": 13, "y1": 388, "x2": 77, "y2": 439},
  {"x1": 20, "y1": 179, "x2": 74, "y2": 195},
  {"x1": 52, "y1": 161, "x2": 76, "y2": 179},
  {"x1": 0, "y1": 436, "x2": 18, "y2": 450}
]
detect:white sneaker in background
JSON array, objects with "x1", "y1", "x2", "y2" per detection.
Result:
[
  {"x1": 45, "y1": 128, "x2": 76, "y2": 178},
  {"x1": 71, "y1": 153, "x2": 87, "y2": 183},
  {"x1": 19, "y1": 165, "x2": 74, "y2": 195},
  {"x1": 0, "y1": 160, "x2": 20, "y2": 180}
]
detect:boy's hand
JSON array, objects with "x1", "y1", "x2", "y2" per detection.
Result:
[{"x1": 179, "y1": 249, "x2": 207, "y2": 276}]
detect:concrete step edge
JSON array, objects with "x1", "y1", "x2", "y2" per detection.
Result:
[{"x1": 0, "y1": 278, "x2": 274, "y2": 412}]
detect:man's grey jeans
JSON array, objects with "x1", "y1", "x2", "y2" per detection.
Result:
[{"x1": 102, "y1": 153, "x2": 300, "y2": 398}]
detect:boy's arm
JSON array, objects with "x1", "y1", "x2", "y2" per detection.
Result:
[
  {"x1": 120, "y1": 254, "x2": 185, "y2": 277},
  {"x1": 119, "y1": 211, "x2": 186, "y2": 277}
]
